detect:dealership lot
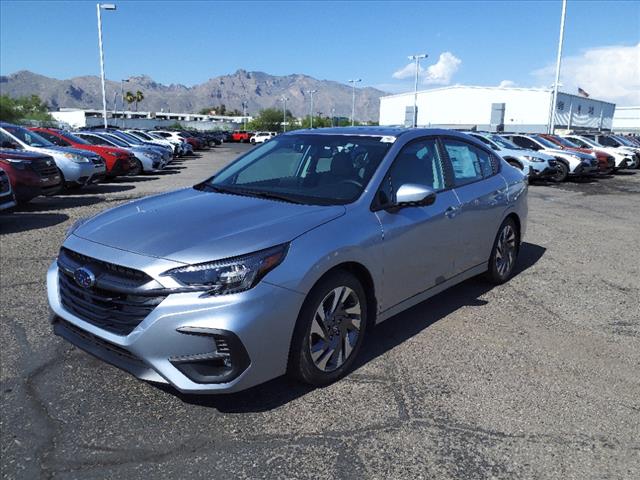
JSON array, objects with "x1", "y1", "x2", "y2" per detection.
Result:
[{"x1": 1, "y1": 143, "x2": 639, "y2": 479}]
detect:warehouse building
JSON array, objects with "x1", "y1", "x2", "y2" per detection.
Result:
[
  {"x1": 612, "y1": 106, "x2": 640, "y2": 133},
  {"x1": 379, "y1": 85, "x2": 616, "y2": 133}
]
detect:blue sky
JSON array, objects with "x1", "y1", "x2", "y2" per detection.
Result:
[{"x1": 1, "y1": 1, "x2": 639, "y2": 104}]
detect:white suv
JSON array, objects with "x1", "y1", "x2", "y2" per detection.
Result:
[
  {"x1": 501, "y1": 134, "x2": 598, "y2": 182},
  {"x1": 250, "y1": 132, "x2": 276, "y2": 144},
  {"x1": 465, "y1": 132, "x2": 558, "y2": 181}
]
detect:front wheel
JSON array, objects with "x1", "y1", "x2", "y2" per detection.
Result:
[
  {"x1": 550, "y1": 161, "x2": 569, "y2": 182},
  {"x1": 485, "y1": 218, "x2": 520, "y2": 284},
  {"x1": 129, "y1": 159, "x2": 143, "y2": 176},
  {"x1": 289, "y1": 271, "x2": 368, "y2": 386}
]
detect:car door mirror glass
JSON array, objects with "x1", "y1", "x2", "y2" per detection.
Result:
[{"x1": 393, "y1": 183, "x2": 436, "y2": 209}]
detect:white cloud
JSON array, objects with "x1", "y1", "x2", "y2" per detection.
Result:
[
  {"x1": 423, "y1": 52, "x2": 462, "y2": 85},
  {"x1": 392, "y1": 52, "x2": 462, "y2": 85},
  {"x1": 498, "y1": 80, "x2": 516, "y2": 88},
  {"x1": 392, "y1": 62, "x2": 422, "y2": 80},
  {"x1": 532, "y1": 43, "x2": 640, "y2": 106}
]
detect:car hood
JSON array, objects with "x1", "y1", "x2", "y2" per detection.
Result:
[
  {"x1": 45, "y1": 146, "x2": 101, "y2": 159},
  {"x1": 541, "y1": 148, "x2": 592, "y2": 160},
  {"x1": 72, "y1": 187, "x2": 346, "y2": 264}
]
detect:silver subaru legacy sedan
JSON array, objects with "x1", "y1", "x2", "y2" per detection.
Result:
[{"x1": 47, "y1": 127, "x2": 527, "y2": 394}]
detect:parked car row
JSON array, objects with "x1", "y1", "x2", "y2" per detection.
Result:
[
  {"x1": 0, "y1": 122, "x2": 227, "y2": 209},
  {"x1": 463, "y1": 131, "x2": 640, "y2": 183}
]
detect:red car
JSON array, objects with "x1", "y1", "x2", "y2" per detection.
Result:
[
  {"x1": 30, "y1": 128, "x2": 133, "y2": 178},
  {"x1": 176, "y1": 132, "x2": 205, "y2": 150},
  {"x1": 0, "y1": 148, "x2": 62, "y2": 203},
  {"x1": 231, "y1": 131, "x2": 253, "y2": 143},
  {"x1": 539, "y1": 134, "x2": 614, "y2": 174}
]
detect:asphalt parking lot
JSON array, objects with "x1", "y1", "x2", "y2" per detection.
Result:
[{"x1": 1, "y1": 143, "x2": 639, "y2": 479}]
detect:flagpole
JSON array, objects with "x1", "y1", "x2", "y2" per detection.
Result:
[{"x1": 549, "y1": 0, "x2": 567, "y2": 134}]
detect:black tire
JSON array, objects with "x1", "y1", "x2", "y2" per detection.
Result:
[
  {"x1": 485, "y1": 217, "x2": 520, "y2": 285},
  {"x1": 288, "y1": 270, "x2": 368, "y2": 386},
  {"x1": 550, "y1": 161, "x2": 569, "y2": 182},
  {"x1": 129, "y1": 159, "x2": 143, "y2": 176}
]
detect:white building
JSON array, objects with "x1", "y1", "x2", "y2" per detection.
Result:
[
  {"x1": 612, "y1": 106, "x2": 640, "y2": 133},
  {"x1": 379, "y1": 85, "x2": 616, "y2": 133},
  {"x1": 49, "y1": 108, "x2": 251, "y2": 131}
]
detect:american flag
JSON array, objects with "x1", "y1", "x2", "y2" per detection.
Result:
[{"x1": 578, "y1": 87, "x2": 590, "y2": 98}]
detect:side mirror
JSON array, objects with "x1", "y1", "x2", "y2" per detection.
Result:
[{"x1": 393, "y1": 183, "x2": 437, "y2": 209}]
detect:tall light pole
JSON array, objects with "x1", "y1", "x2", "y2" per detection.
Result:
[
  {"x1": 96, "y1": 3, "x2": 116, "y2": 128},
  {"x1": 241, "y1": 100, "x2": 248, "y2": 130},
  {"x1": 548, "y1": 0, "x2": 567, "y2": 134},
  {"x1": 280, "y1": 97, "x2": 289, "y2": 132},
  {"x1": 348, "y1": 79, "x2": 361, "y2": 126},
  {"x1": 306, "y1": 90, "x2": 317, "y2": 128},
  {"x1": 408, "y1": 53, "x2": 427, "y2": 128},
  {"x1": 120, "y1": 78, "x2": 129, "y2": 127},
  {"x1": 331, "y1": 107, "x2": 336, "y2": 127}
]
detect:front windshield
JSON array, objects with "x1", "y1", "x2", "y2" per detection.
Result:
[
  {"x1": 570, "y1": 136, "x2": 596, "y2": 148},
  {"x1": 60, "y1": 132, "x2": 90, "y2": 145},
  {"x1": 488, "y1": 134, "x2": 523, "y2": 150},
  {"x1": 3, "y1": 125, "x2": 54, "y2": 147},
  {"x1": 132, "y1": 131, "x2": 152, "y2": 140},
  {"x1": 531, "y1": 135, "x2": 558, "y2": 149},
  {"x1": 100, "y1": 134, "x2": 130, "y2": 147},
  {"x1": 205, "y1": 134, "x2": 392, "y2": 206},
  {"x1": 552, "y1": 136, "x2": 581, "y2": 148},
  {"x1": 614, "y1": 136, "x2": 635, "y2": 146},
  {"x1": 112, "y1": 131, "x2": 142, "y2": 144}
]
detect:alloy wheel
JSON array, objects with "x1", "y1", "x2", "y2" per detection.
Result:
[
  {"x1": 495, "y1": 224, "x2": 517, "y2": 278},
  {"x1": 308, "y1": 286, "x2": 362, "y2": 372}
]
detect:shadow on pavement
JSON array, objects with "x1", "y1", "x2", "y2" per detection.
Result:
[
  {"x1": 15, "y1": 195, "x2": 107, "y2": 212},
  {"x1": 0, "y1": 212, "x2": 69, "y2": 234},
  {"x1": 60, "y1": 184, "x2": 136, "y2": 195},
  {"x1": 167, "y1": 242, "x2": 547, "y2": 412}
]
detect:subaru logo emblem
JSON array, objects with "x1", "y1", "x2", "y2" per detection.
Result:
[
  {"x1": 46, "y1": 160, "x2": 52, "y2": 166},
  {"x1": 73, "y1": 267, "x2": 95, "y2": 289}
]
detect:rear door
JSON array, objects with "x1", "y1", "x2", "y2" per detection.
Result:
[
  {"x1": 440, "y1": 137, "x2": 507, "y2": 273},
  {"x1": 374, "y1": 136, "x2": 462, "y2": 310}
]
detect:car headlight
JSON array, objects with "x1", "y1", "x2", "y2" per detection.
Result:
[
  {"x1": 63, "y1": 152, "x2": 90, "y2": 163},
  {"x1": 523, "y1": 156, "x2": 544, "y2": 162},
  {"x1": 2, "y1": 158, "x2": 30, "y2": 170},
  {"x1": 162, "y1": 244, "x2": 289, "y2": 296}
]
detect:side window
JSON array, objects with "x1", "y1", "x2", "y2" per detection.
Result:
[
  {"x1": 441, "y1": 139, "x2": 493, "y2": 186},
  {"x1": 378, "y1": 138, "x2": 445, "y2": 205},
  {"x1": 510, "y1": 136, "x2": 536, "y2": 150},
  {"x1": 0, "y1": 131, "x2": 21, "y2": 148}
]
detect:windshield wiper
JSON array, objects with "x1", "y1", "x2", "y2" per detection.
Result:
[{"x1": 237, "y1": 189, "x2": 304, "y2": 204}]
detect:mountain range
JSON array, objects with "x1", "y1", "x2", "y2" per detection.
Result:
[{"x1": 0, "y1": 70, "x2": 389, "y2": 121}]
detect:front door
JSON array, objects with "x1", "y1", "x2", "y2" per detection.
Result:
[{"x1": 374, "y1": 137, "x2": 462, "y2": 311}]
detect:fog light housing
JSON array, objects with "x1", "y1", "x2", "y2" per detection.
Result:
[{"x1": 170, "y1": 327, "x2": 250, "y2": 384}]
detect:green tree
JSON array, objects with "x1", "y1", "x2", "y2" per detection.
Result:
[
  {"x1": 124, "y1": 91, "x2": 136, "y2": 110},
  {"x1": 247, "y1": 108, "x2": 296, "y2": 132},
  {"x1": 0, "y1": 95, "x2": 53, "y2": 123},
  {"x1": 135, "y1": 90, "x2": 144, "y2": 111}
]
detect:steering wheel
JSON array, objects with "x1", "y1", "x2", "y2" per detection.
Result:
[{"x1": 338, "y1": 179, "x2": 363, "y2": 189}]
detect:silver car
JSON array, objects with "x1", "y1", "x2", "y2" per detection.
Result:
[{"x1": 47, "y1": 128, "x2": 528, "y2": 394}]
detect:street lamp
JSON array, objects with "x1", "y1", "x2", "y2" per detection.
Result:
[
  {"x1": 408, "y1": 53, "x2": 427, "y2": 128},
  {"x1": 306, "y1": 90, "x2": 317, "y2": 128},
  {"x1": 548, "y1": 0, "x2": 567, "y2": 134},
  {"x1": 280, "y1": 97, "x2": 289, "y2": 133},
  {"x1": 241, "y1": 100, "x2": 248, "y2": 130},
  {"x1": 96, "y1": 3, "x2": 116, "y2": 129},
  {"x1": 331, "y1": 107, "x2": 336, "y2": 127},
  {"x1": 348, "y1": 79, "x2": 361, "y2": 126}
]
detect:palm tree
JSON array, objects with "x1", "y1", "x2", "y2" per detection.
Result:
[
  {"x1": 124, "y1": 91, "x2": 135, "y2": 111},
  {"x1": 135, "y1": 90, "x2": 144, "y2": 111}
]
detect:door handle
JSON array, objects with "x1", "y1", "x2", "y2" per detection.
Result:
[{"x1": 445, "y1": 205, "x2": 460, "y2": 218}]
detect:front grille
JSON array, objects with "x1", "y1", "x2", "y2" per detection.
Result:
[
  {"x1": 32, "y1": 157, "x2": 59, "y2": 177},
  {"x1": 0, "y1": 173, "x2": 10, "y2": 194},
  {"x1": 58, "y1": 248, "x2": 166, "y2": 335}
]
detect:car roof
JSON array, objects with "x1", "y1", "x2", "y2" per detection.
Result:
[{"x1": 283, "y1": 126, "x2": 471, "y2": 138}]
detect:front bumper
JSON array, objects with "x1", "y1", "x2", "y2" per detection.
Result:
[{"x1": 47, "y1": 249, "x2": 306, "y2": 393}]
